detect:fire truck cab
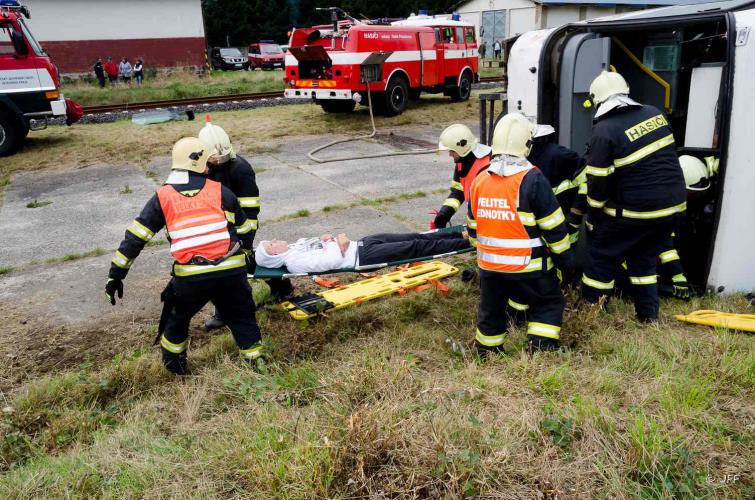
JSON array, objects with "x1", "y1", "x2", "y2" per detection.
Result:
[
  {"x1": 284, "y1": 11, "x2": 479, "y2": 116},
  {"x1": 0, "y1": 0, "x2": 69, "y2": 156}
]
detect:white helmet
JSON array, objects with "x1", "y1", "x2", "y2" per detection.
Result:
[
  {"x1": 589, "y1": 71, "x2": 630, "y2": 106},
  {"x1": 438, "y1": 123, "x2": 478, "y2": 157},
  {"x1": 491, "y1": 113, "x2": 535, "y2": 158},
  {"x1": 198, "y1": 115, "x2": 235, "y2": 165},
  {"x1": 679, "y1": 155, "x2": 718, "y2": 191},
  {"x1": 171, "y1": 137, "x2": 209, "y2": 173}
]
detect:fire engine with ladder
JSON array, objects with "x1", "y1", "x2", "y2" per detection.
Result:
[
  {"x1": 284, "y1": 8, "x2": 479, "y2": 116},
  {"x1": 0, "y1": 0, "x2": 78, "y2": 156}
]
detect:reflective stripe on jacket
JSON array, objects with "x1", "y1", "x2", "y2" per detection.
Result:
[
  {"x1": 470, "y1": 168, "x2": 534, "y2": 272},
  {"x1": 157, "y1": 179, "x2": 230, "y2": 264}
]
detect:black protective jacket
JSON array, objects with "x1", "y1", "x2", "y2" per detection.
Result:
[
  {"x1": 108, "y1": 172, "x2": 254, "y2": 282},
  {"x1": 207, "y1": 155, "x2": 259, "y2": 242}
]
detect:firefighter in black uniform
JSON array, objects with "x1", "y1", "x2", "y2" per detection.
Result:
[
  {"x1": 433, "y1": 124, "x2": 492, "y2": 229},
  {"x1": 468, "y1": 113, "x2": 574, "y2": 354},
  {"x1": 198, "y1": 118, "x2": 293, "y2": 331},
  {"x1": 105, "y1": 137, "x2": 263, "y2": 374},
  {"x1": 581, "y1": 71, "x2": 687, "y2": 322}
]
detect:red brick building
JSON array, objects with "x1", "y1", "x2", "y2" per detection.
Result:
[{"x1": 24, "y1": 0, "x2": 207, "y2": 74}]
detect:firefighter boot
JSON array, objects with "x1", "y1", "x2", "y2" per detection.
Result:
[
  {"x1": 529, "y1": 336, "x2": 560, "y2": 352},
  {"x1": 204, "y1": 306, "x2": 226, "y2": 331},
  {"x1": 268, "y1": 278, "x2": 294, "y2": 302},
  {"x1": 162, "y1": 349, "x2": 189, "y2": 375},
  {"x1": 475, "y1": 342, "x2": 506, "y2": 359}
]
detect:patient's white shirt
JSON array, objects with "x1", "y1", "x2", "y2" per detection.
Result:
[{"x1": 284, "y1": 239, "x2": 358, "y2": 273}]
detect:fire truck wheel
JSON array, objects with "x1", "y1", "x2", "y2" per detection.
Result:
[
  {"x1": 451, "y1": 71, "x2": 473, "y2": 102},
  {"x1": 319, "y1": 100, "x2": 356, "y2": 113},
  {"x1": 0, "y1": 110, "x2": 22, "y2": 157},
  {"x1": 381, "y1": 76, "x2": 409, "y2": 116}
]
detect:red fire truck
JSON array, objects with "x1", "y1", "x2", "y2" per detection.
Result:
[
  {"x1": 0, "y1": 1, "x2": 77, "y2": 156},
  {"x1": 284, "y1": 10, "x2": 479, "y2": 116}
]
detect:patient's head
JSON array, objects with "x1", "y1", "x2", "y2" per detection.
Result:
[
  {"x1": 255, "y1": 240, "x2": 290, "y2": 268},
  {"x1": 263, "y1": 240, "x2": 289, "y2": 255}
]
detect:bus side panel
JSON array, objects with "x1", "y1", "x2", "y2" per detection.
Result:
[{"x1": 706, "y1": 9, "x2": 755, "y2": 293}]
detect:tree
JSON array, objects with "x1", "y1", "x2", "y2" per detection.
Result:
[{"x1": 201, "y1": 0, "x2": 455, "y2": 47}]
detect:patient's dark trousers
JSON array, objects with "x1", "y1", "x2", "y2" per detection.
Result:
[{"x1": 357, "y1": 232, "x2": 470, "y2": 266}]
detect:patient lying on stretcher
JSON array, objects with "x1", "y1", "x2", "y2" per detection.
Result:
[{"x1": 255, "y1": 231, "x2": 470, "y2": 273}]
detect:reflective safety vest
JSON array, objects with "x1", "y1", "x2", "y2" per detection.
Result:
[
  {"x1": 458, "y1": 156, "x2": 491, "y2": 201},
  {"x1": 157, "y1": 180, "x2": 231, "y2": 264},
  {"x1": 471, "y1": 168, "x2": 543, "y2": 272}
]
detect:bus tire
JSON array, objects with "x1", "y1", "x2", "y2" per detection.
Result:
[
  {"x1": 0, "y1": 110, "x2": 22, "y2": 157},
  {"x1": 451, "y1": 70, "x2": 473, "y2": 102},
  {"x1": 319, "y1": 100, "x2": 356, "y2": 113},
  {"x1": 380, "y1": 75, "x2": 409, "y2": 116}
]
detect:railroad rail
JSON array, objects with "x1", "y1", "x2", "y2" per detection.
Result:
[{"x1": 82, "y1": 77, "x2": 506, "y2": 115}]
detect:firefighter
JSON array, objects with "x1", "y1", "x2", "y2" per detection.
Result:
[
  {"x1": 433, "y1": 124, "x2": 492, "y2": 229},
  {"x1": 504, "y1": 123, "x2": 586, "y2": 319},
  {"x1": 198, "y1": 118, "x2": 293, "y2": 331},
  {"x1": 581, "y1": 71, "x2": 687, "y2": 322},
  {"x1": 468, "y1": 113, "x2": 574, "y2": 354},
  {"x1": 105, "y1": 137, "x2": 263, "y2": 375}
]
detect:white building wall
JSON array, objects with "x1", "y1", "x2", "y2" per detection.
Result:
[
  {"x1": 509, "y1": 7, "x2": 538, "y2": 35},
  {"x1": 24, "y1": 0, "x2": 205, "y2": 41},
  {"x1": 543, "y1": 6, "x2": 582, "y2": 28}
]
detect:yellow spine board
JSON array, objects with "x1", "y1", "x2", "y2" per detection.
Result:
[
  {"x1": 675, "y1": 310, "x2": 755, "y2": 333},
  {"x1": 281, "y1": 260, "x2": 459, "y2": 320}
]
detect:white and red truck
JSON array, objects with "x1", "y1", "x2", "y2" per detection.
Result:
[
  {"x1": 0, "y1": 0, "x2": 78, "y2": 156},
  {"x1": 284, "y1": 9, "x2": 479, "y2": 116}
]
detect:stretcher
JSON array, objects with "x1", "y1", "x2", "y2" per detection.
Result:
[
  {"x1": 281, "y1": 260, "x2": 459, "y2": 320},
  {"x1": 250, "y1": 225, "x2": 472, "y2": 280},
  {"x1": 675, "y1": 310, "x2": 755, "y2": 333}
]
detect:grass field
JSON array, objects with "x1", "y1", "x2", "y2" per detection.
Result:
[
  {"x1": 0, "y1": 270, "x2": 752, "y2": 497},
  {"x1": 1, "y1": 92, "x2": 485, "y2": 178},
  {"x1": 63, "y1": 69, "x2": 286, "y2": 107}
]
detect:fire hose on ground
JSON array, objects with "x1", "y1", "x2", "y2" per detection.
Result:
[{"x1": 306, "y1": 87, "x2": 438, "y2": 164}]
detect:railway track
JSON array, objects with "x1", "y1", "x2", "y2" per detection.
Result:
[{"x1": 82, "y1": 77, "x2": 506, "y2": 115}]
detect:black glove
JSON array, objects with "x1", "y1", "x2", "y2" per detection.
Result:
[
  {"x1": 566, "y1": 210, "x2": 583, "y2": 233},
  {"x1": 673, "y1": 280, "x2": 691, "y2": 300},
  {"x1": 434, "y1": 207, "x2": 454, "y2": 229},
  {"x1": 105, "y1": 278, "x2": 123, "y2": 305},
  {"x1": 245, "y1": 251, "x2": 256, "y2": 275},
  {"x1": 554, "y1": 251, "x2": 576, "y2": 287}
]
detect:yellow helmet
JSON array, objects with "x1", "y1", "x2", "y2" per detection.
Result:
[
  {"x1": 491, "y1": 113, "x2": 534, "y2": 158},
  {"x1": 171, "y1": 137, "x2": 209, "y2": 173},
  {"x1": 679, "y1": 155, "x2": 716, "y2": 191},
  {"x1": 589, "y1": 70, "x2": 630, "y2": 106},
  {"x1": 198, "y1": 115, "x2": 235, "y2": 165},
  {"x1": 438, "y1": 123, "x2": 478, "y2": 157}
]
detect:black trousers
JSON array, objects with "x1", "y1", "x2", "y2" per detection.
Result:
[
  {"x1": 582, "y1": 216, "x2": 677, "y2": 320},
  {"x1": 162, "y1": 272, "x2": 262, "y2": 363},
  {"x1": 357, "y1": 232, "x2": 470, "y2": 266},
  {"x1": 476, "y1": 270, "x2": 565, "y2": 347}
]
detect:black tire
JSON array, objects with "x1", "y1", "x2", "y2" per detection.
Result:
[
  {"x1": 379, "y1": 76, "x2": 409, "y2": 116},
  {"x1": 0, "y1": 111, "x2": 22, "y2": 157},
  {"x1": 451, "y1": 71, "x2": 473, "y2": 102},
  {"x1": 319, "y1": 100, "x2": 356, "y2": 113}
]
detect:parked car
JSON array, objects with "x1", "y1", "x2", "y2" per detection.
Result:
[
  {"x1": 248, "y1": 41, "x2": 285, "y2": 70},
  {"x1": 210, "y1": 47, "x2": 248, "y2": 71}
]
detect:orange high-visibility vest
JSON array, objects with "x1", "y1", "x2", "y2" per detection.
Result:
[
  {"x1": 157, "y1": 179, "x2": 231, "y2": 264},
  {"x1": 470, "y1": 168, "x2": 542, "y2": 272},
  {"x1": 458, "y1": 156, "x2": 490, "y2": 201}
]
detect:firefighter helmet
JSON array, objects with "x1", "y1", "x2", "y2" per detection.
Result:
[
  {"x1": 589, "y1": 71, "x2": 630, "y2": 106},
  {"x1": 679, "y1": 155, "x2": 712, "y2": 191},
  {"x1": 438, "y1": 123, "x2": 478, "y2": 157},
  {"x1": 491, "y1": 113, "x2": 535, "y2": 158},
  {"x1": 198, "y1": 116, "x2": 235, "y2": 165},
  {"x1": 171, "y1": 137, "x2": 209, "y2": 173}
]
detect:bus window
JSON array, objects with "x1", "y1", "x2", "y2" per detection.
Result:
[
  {"x1": 465, "y1": 27, "x2": 475, "y2": 44},
  {"x1": 456, "y1": 27, "x2": 465, "y2": 45}
]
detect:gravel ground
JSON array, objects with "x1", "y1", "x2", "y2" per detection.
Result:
[{"x1": 54, "y1": 81, "x2": 505, "y2": 126}]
